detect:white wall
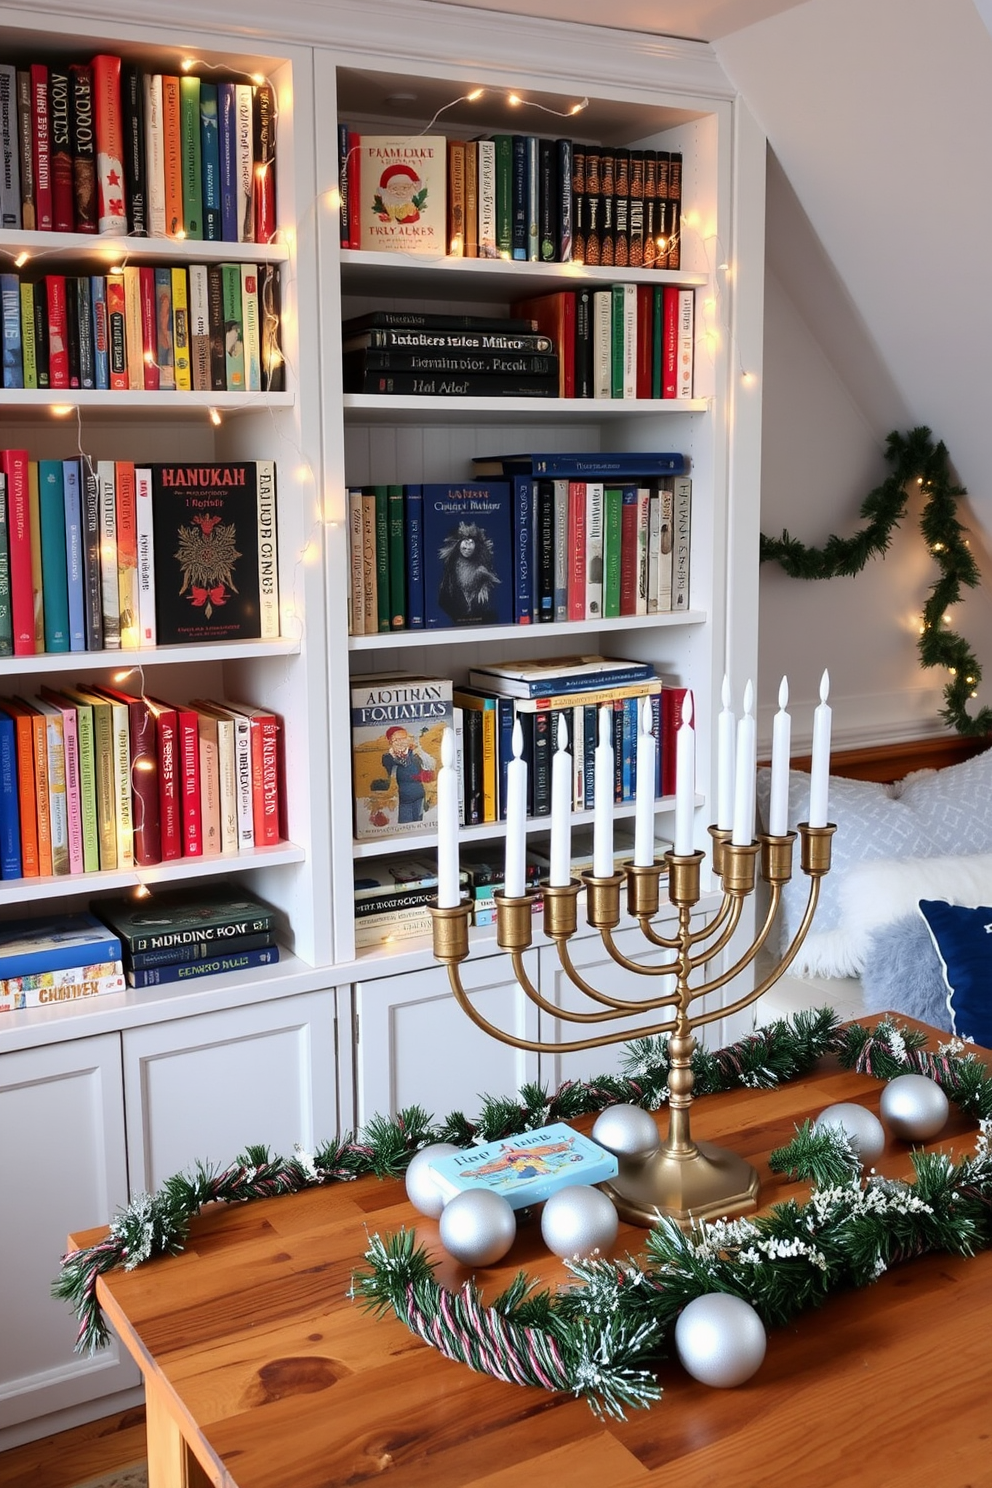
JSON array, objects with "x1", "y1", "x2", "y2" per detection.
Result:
[{"x1": 717, "y1": 0, "x2": 992, "y2": 750}]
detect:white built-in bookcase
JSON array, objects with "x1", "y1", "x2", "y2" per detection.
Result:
[{"x1": 0, "y1": 0, "x2": 765, "y2": 1445}]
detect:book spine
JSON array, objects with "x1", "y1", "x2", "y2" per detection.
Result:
[
  {"x1": 214, "y1": 715, "x2": 238, "y2": 854},
  {"x1": 602, "y1": 485, "x2": 622, "y2": 619},
  {"x1": 0, "y1": 717, "x2": 22, "y2": 878},
  {"x1": 0, "y1": 472, "x2": 11, "y2": 657},
  {"x1": 373, "y1": 485, "x2": 390, "y2": 634},
  {"x1": 553, "y1": 478, "x2": 568, "y2": 622},
  {"x1": 69, "y1": 67, "x2": 98, "y2": 234},
  {"x1": 197, "y1": 713, "x2": 220, "y2": 856},
  {"x1": 536, "y1": 478, "x2": 554, "y2": 624},
  {"x1": 250, "y1": 714, "x2": 280, "y2": 845},
  {"x1": 31, "y1": 64, "x2": 52, "y2": 231},
  {"x1": 666, "y1": 152, "x2": 682, "y2": 269},
  {"x1": 27, "y1": 462, "x2": 45, "y2": 651},
  {"x1": 1, "y1": 273, "x2": 21, "y2": 388},
  {"x1": 154, "y1": 267, "x2": 175, "y2": 389},
  {"x1": 356, "y1": 370, "x2": 556, "y2": 397},
  {"x1": 526, "y1": 135, "x2": 539, "y2": 261},
  {"x1": 636, "y1": 284, "x2": 653, "y2": 400},
  {"x1": 121, "y1": 266, "x2": 144, "y2": 390},
  {"x1": 128, "y1": 945, "x2": 279, "y2": 988},
  {"x1": 200, "y1": 83, "x2": 221, "y2": 240},
  {"x1": 171, "y1": 266, "x2": 191, "y2": 390},
  {"x1": 155, "y1": 708, "x2": 181, "y2": 861},
  {"x1": 464, "y1": 139, "x2": 478, "y2": 258},
  {"x1": 80, "y1": 463, "x2": 102, "y2": 648},
  {"x1": 510, "y1": 134, "x2": 527, "y2": 260},
  {"x1": 130, "y1": 931, "x2": 272, "y2": 970},
  {"x1": 531, "y1": 707, "x2": 551, "y2": 816},
  {"x1": 30, "y1": 708, "x2": 53, "y2": 875},
  {"x1": 584, "y1": 481, "x2": 604, "y2": 619},
  {"x1": 188, "y1": 263, "x2": 210, "y2": 390},
  {"x1": 88, "y1": 696, "x2": 117, "y2": 869},
  {"x1": 91, "y1": 55, "x2": 126, "y2": 234},
  {"x1": 64, "y1": 277, "x2": 81, "y2": 388},
  {"x1": 662, "y1": 284, "x2": 679, "y2": 399},
  {"x1": 19, "y1": 282, "x2": 36, "y2": 388},
  {"x1": 619, "y1": 484, "x2": 639, "y2": 617},
  {"x1": 134, "y1": 465, "x2": 156, "y2": 646},
  {"x1": 360, "y1": 491, "x2": 377, "y2": 635},
  {"x1": 10, "y1": 710, "x2": 38, "y2": 873},
  {"x1": 108, "y1": 699, "x2": 134, "y2": 868},
  {"x1": 179, "y1": 74, "x2": 203, "y2": 240},
  {"x1": 45, "y1": 275, "x2": 68, "y2": 389},
  {"x1": 161, "y1": 74, "x2": 183, "y2": 237},
  {"x1": 178, "y1": 708, "x2": 202, "y2": 856},
  {"x1": 677, "y1": 287, "x2": 694, "y2": 399},
  {"x1": 143, "y1": 73, "x2": 166, "y2": 236},
  {"x1": 72, "y1": 699, "x2": 98, "y2": 870},
  {"x1": 231, "y1": 712, "x2": 254, "y2": 851},
  {"x1": 600, "y1": 148, "x2": 615, "y2": 267},
  {"x1": 48, "y1": 69, "x2": 74, "y2": 231},
  {"x1": 347, "y1": 487, "x2": 364, "y2": 635},
  {"x1": 337, "y1": 121, "x2": 350, "y2": 249},
  {"x1": 614, "y1": 148, "x2": 630, "y2": 268},
  {"x1": 97, "y1": 461, "x2": 120, "y2": 648},
  {"x1": 221, "y1": 262, "x2": 244, "y2": 389},
  {"x1": 512, "y1": 475, "x2": 533, "y2": 625},
  {"x1": 447, "y1": 138, "x2": 465, "y2": 257},
  {"x1": 62, "y1": 460, "x2": 86, "y2": 651},
  {"x1": 657, "y1": 478, "x2": 674, "y2": 612},
  {"x1": 139, "y1": 265, "x2": 159, "y2": 390},
  {"x1": 235, "y1": 84, "x2": 254, "y2": 242},
  {"x1": 566, "y1": 480, "x2": 586, "y2": 622},
  {"x1": 37, "y1": 460, "x2": 69, "y2": 651},
  {"x1": 123, "y1": 913, "x2": 274, "y2": 953},
  {"x1": 492, "y1": 134, "x2": 512, "y2": 257},
  {"x1": 629, "y1": 150, "x2": 645, "y2": 267},
  {"x1": 256, "y1": 459, "x2": 279, "y2": 639},
  {"x1": 106, "y1": 271, "x2": 127, "y2": 389},
  {"x1": 672, "y1": 476, "x2": 691, "y2": 611},
  {"x1": 59, "y1": 701, "x2": 83, "y2": 873},
  {"x1": 593, "y1": 288, "x2": 611, "y2": 399},
  {"x1": 16, "y1": 70, "x2": 34, "y2": 230},
  {"x1": 259, "y1": 262, "x2": 283, "y2": 391},
  {"x1": 207, "y1": 263, "x2": 226, "y2": 389},
  {"x1": 4, "y1": 970, "x2": 126, "y2": 1009},
  {"x1": 556, "y1": 137, "x2": 572, "y2": 263},
  {"x1": 635, "y1": 483, "x2": 650, "y2": 615},
  {"x1": 610, "y1": 282, "x2": 625, "y2": 399},
  {"x1": 75, "y1": 277, "x2": 94, "y2": 388},
  {"x1": 477, "y1": 137, "x2": 497, "y2": 257},
  {"x1": 0, "y1": 66, "x2": 21, "y2": 229},
  {"x1": 218, "y1": 83, "x2": 237, "y2": 242},
  {"x1": 404, "y1": 484, "x2": 424, "y2": 629},
  {"x1": 119, "y1": 63, "x2": 145, "y2": 236},
  {"x1": 240, "y1": 263, "x2": 261, "y2": 391}
]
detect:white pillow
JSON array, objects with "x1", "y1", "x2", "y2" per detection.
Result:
[
  {"x1": 896, "y1": 748, "x2": 992, "y2": 852},
  {"x1": 836, "y1": 851, "x2": 992, "y2": 976}
]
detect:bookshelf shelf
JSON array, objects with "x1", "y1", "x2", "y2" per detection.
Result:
[
  {"x1": 342, "y1": 394, "x2": 708, "y2": 423},
  {"x1": 0, "y1": 390, "x2": 295, "y2": 418},
  {"x1": 0, "y1": 230, "x2": 291, "y2": 265},
  {"x1": 340, "y1": 249, "x2": 709, "y2": 299},
  {"x1": 349, "y1": 611, "x2": 706, "y2": 650},
  {"x1": 0, "y1": 637, "x2": 302, "y2": 675}
]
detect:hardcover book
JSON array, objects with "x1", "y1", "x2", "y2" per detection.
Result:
[
  {"x1": 127, "y1": 945, "x2": 279, "y2": 987},
  {"x1": 95, "y1": 883, "x2": 277, "y2": 952},
  {"x1": 421, "y1": 482, "x2": 513, "y2": 628},
  {"x1": 0, "y1": 912, "x2": 122, "y2": 980},
  {"x1": 427, "y1": 1121, "x2": 618, "y2": 1210},
  {"x1": 350, "y1": 673, "x2": 452, "y2": 840},
  {"x1": 471, "y1": 451, "x2": 686, "y2": 477},
  {"x1": 356, "y1": 135, "x2": 446, "y2": 255}
]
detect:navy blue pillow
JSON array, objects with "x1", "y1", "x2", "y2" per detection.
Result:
[{"x1": 918, "y1": 899, "x2": 992, "y2": 1048}]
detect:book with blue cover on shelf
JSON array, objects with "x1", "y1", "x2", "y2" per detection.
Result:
[
  {"x1": 467, "y1": 654, "x2": 655, "y2": 699},
  {"x1": 127, "y1": 944, "x2": 280, "y2": 987},
  {"x1": 421, "y1": 482, "x2": 514, "y2": 629},
  {"x1": 472, "y1": 451, "x2": 687, "y2": 478},
  {"x1": 427, "y1": 1121, "x2": 619, "y2": 1210},
  {"x1": 0, "y1": 706, "x2": 21, "y2": 880},
  {"x1": 0, "y1": 912, "x2": 122, "y2": 980}
]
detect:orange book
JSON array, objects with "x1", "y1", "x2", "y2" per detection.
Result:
[
  {"x1": 161, "y1": 75, "x2": 184, "y2": 238},
  {"x1": 17, "y1": 699, "x2": 52, "y2": 876},
  {"x1": 0, "y1": 700, "x2": 40, "y2": 876},
  {"x1": 106, "y1": 272, "x2": 128, "y2": 390},
  {"x1": 114, "y1": 461, "x2": 139, "y2": 648}
]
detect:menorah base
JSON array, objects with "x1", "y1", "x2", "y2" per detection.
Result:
[{"x1": 600, "y1": 1140, "x2": 760, "y2": 1230}]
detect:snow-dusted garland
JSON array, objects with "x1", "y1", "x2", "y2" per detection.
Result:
[{"x1": 56, "y1": 1011, "x2": 992, "y2": 1417}]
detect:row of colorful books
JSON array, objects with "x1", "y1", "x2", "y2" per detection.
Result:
[
  {"x1": 0, "y1": 263, "x2": 284, "y2": 393},
  {"x1": 0, "y1": 57, "x2": 276, "y2": 242},
  {"x1": 0, "y1": 886, "x2": 280, "y2": 1007},
  {"x1": 0, "y1": 454, "x2": 280, "y2": 657},
  {"x1": 0, "y1": 688, "x2": 284, "y2": 882},
  {"x1": 338, "y1": 130, "x2": 682, "y2": 269},
  {"x1": 346, "y1": 465, "x2": 690, "y2": 636},
  {"x1": 350, "y1": 660, "x2": 689, "y2": 841}
]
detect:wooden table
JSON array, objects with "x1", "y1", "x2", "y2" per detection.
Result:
[{"x1": 70, "y1": 1023, "x2": 992, "y2": 1488}]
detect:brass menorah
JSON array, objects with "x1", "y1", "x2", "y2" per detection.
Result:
[{"x1": 431, "y1": 821, "x2": 834, "y2": 1229}]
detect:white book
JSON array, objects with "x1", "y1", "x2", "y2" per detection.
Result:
[
  {"x1": 477, "y1": 138, "x2": 497, "y2": 257},
  {"x1": 348, "y1": 487, "x2": 365, "y2": 636},
  {"x1": 143, "y1": 73, "x2": 166, "y2": 236},
  {"x1": 593, "y1": 289, "x2": 612, "y2": 399},
  {"x1": 214, "y1": 712, "x2": 239, "y2": 854},
  {"x1": 235, "y1": 83, "x2": 255, "y2": 241},
  {"x1": 255, "y1": 460, "x2": 280, "y2": 638},
  {"x1": 96, "y1": 460, "x2": 120, "y2": 649},
  {"x1": 187, "y1": 264, "x2": 210, "y2": 392},
  {"x1": 240, "y1": 263, "x2": 261, "y2": 391},
  {"x1": 584, "y1": 481, "x2": 604, "y2": 620},
  {"x1": 227, "y1": 708, "x2": 255, "y2": 851},
  {"x1": 635, "y1": 484, "x2": 650, "y2": 615},
  {"x1": 553, "y1": 478, "x2": 569, "y2": 622},
  {"x1": 134, "y1": 466, "x2": 156, "y2": 647},
  {"x1": 622, "y1": 282, "x2": 638, "y2": 399},
  {"x1": 677, "y1": 287, "x2": 694, "y2": 400},
  {"x1": 657, "y1": 478, "x2": 675, "y2": 612},
  {"x1": 0, "y1": 64, "x2": 22, "y2": 228},
  {"x1": 672, "y1": 475, "x2": 691, "y2": 611}
]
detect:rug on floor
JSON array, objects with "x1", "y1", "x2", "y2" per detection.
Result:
[{"x1": 74, "y1": 1463, "x2": 147, "y2": 1488}]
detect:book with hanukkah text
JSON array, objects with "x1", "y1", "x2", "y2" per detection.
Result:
[{"x1": 428, "y1": 1122, "x2": 618, "y2": 1209}]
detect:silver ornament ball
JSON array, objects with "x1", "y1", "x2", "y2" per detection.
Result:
[
  {"x1": 674, "y1": 1293, "x2": 767, "y2": 1388},
  {"x1": 591, "y1": 1103, "x2": 661, "y2": 1158},
  {"x1": 438, "y1": 1189, "x2": 517, "y2": 1267},
  {"x1": 404, "y1": 1143, "x2": 462, "y2": 1218},
  {"x1": 540, "y1": 1184, "x2": 619, "y2": 1258},
  {"x1": 813, "y1": 1101, "x2": 886, "y2": 1161},
  {"x1": 880, "y1": 1073, "x2": 950, "y2": 1141}
]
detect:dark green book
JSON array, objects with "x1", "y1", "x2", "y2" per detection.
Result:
[
  {"x1": 611, "y1": 282, "x2": 625, "y2": 400},
  {"x1": 372, "y1": 484, "x2": 390, "y2": 633},
  {"x1": 179, "y1": 75, "x2": 203, "y2": 239},
  {"x1": 492, "y1": 134, "x2": 513, "y2": 258},
  {"x1": 387, "y1": 484, "x2": 406, "y2": 630},
  {"x1": 38, "y1": 459, "x2": 70, "y2": 652},
  {"x1": 94, "y1": 883, "x2": 278, "y2": 953},
  {"x1": 199, "y1": 82, "x2": 221, "y2": 240},
  {"x1": 602, "y1": 485, "x2": 623, "y2": 619},
  {"x1": 220, "y1": 262, "x2": 244, "y2": 390},
  {"x1": 0, "y1": 471, "x2": 12, "y2": 656}
]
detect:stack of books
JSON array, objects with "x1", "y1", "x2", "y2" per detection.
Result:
[
  {"x1": 345, "y1": 452, "x2": 690, "y2": 636},
  {"x1": 0, "y1": 55, "x2": 275, "y2": 241},
  {"x1": 0, "y1": 454, "x2": 280, "y2": 658},
  {"x1": 0, "y1": 263, "x2": 283, "y2": 394},
  {"x1": 459, "y1": 845, "x2": 544, "y2": 927},
  {"x1": 353, "y1": 854, "x2": 465, "y2": 948},
  {"x1": 341, "y1": 311, "x2": 559, "y2": 399},
  {"x1": 0, "y1": 911, "x2": 124, "y2": 1012},
  {"x1": 95, "y1": 884, "x2": 280, "y2": 987},
  {"x1": 338, "y1": 129, "x2": 682, "y2": 269}
]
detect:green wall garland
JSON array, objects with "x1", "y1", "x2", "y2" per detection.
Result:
[{"x1": 760, "y1": 426, "x2": 992, "y2": 737}]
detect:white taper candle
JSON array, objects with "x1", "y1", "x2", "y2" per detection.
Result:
[
  {"x1": 731, "y1": 681, "x2": 757, "y2": 846},
  {"x1": 436, "y1": 726, "x2": 461, "y2": 908},
  {"x1": 808, "y1": 670, "x2": 832, "y2": 828},
  {"x1": 503, "y1": 718, "x2": 528, "y2": 898},
  {"x1": 768, "y1": 675, "x2": 792, "y2": 837},
  {"x1": 674, "y1": 690, "x2": 695, "y2": 856},
  {"x1": 634, "y1": 696, "x2": 657, "y2": 867},
  {"x1": 593, "y1": 704, "x2": 614, "y2": 878},
  {"x1": 549, "y1": 713, "x2": 573, "y2": 886}
]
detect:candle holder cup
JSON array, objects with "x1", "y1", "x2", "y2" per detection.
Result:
[{"x1": 431, "y1": 820, "x2": 835, "y2": 1230}]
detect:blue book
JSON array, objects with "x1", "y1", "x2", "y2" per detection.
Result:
[
  {"x1": 75, "y1": 275, "x2": 95, "y2": 388},
  {"x1": 0, "y1": 913, "x2": 122, "y2": 979},
  {"x1": 427, "y1": 1121, "x2": 618, "y2": 1210},
  {"x1": 467, "y1": 656, "x2": 655, "y2": 699},
  {"x1": 510, "y1": 474, "x2": 533, "y2": 625},
  {"x1": 62, "y1": 459, "x2": 86, "y2": 651},
  {"x1": 495, "y1": 694, "x2": 514, "y2": 821},
  {"x1": 128, "y1": 944, "x2": 280, "y2": 987},
  {"x1": 0, "y1": 707, "x2": 22, "y2": 879},
  {"x1": 421, "y1": 481, "x2": 514, "y2": 629},
  {"x1": 622, "y1": 696, "x2": 637, "y2": 801},
  {"x1": 511, "y1": 134, "x2": 528, "y2": 259},
  {"x1": 37, "y1": 459, "x2": 70, "y2": 652},
  {"x1": 1, "y1": 272, "x2": 23, "y2": 389},
  {"x1": 91, "y1": 277, "x2": 110, "y2": 390},
  {"x1": 403, "y1": 484, "x2": 424, "y2": 629},
  {"x1": 650, "y1": 689, "x2": 662, "y2": 797},
  {"x1": 582, "y1": 703, "x2": 597, "y2": 808},
  {"x1": 218, "y1": 82, "x2": 238, "y2": 242},
  {"x1": 473, "y1": 451, "x2": 686, "y2": 477},
  {"x1": 199, "y1": 82, "x2": 222, "y2": 240}
]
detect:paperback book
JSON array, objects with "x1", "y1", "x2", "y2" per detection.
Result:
[
  {"x1": 356, "y1": 136, "x2": 446, "y2": 255},
  {"x1": 351, "y1": 673, "x2": 452, "y2": 840},
  {"x1": 427, "y1": 1121, "x2": 619, "y2": 1209}
]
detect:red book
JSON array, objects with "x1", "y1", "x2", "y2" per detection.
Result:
[
  {"x1": 567, "y1": 480, "x2": 586, "y2": 622},
  {"x1": 91, "y1": 54, "x2": 126, "y2": 234},
  {"x1": 48, "y1": 68, "x2": 75, "y2": 231},
  {"x1": 138, "y1": 267, "x2": 159, "y2": 389},
  {"x1": 510, "y1": 290, "x2": 574, "y2": 397},
  {"x1": 619, "y1": 485, "x2": 638, "y2": 616},
  {"x1": 225, "y1": 701, "x2": 281, "y2": 845},
  {"x1": 636, "y1": 285, "x2": 653, "y2": 400},
  {"x1": 660, "y1": 685, "x2": 689, "y2": 797},
  {"x1": 348, "y1": 131, "x2": 360, "y2": 249},
  {"x1": 2, "y1": 449, "x2": 35, "y2": 656},
  {"x1": 93, "y1": 686, "x2": 161, "y2": 867},
  {"x1": 177, "y1": 705, "x2": 202, "y2": 856},
  {"x1": 147, "y1": 699, "x2": 182, "y2": 861},
  {"x1": 31, "y1": 64, "x2": 53, "y2": 231},
  {"x1": 46, "y1": 276, "x2": 69, "y2": 388},
  {"x1": 662, "y1": 284, "x2": 679, "y2": 400}
]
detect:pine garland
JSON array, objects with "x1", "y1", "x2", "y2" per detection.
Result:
[{"x1": 760, "y1": 427, "x2": 992, "y2": 737}]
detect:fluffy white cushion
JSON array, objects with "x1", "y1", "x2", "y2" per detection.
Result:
[{"x1": 836, "y1": 851, "x2": 992, "y2": 976}]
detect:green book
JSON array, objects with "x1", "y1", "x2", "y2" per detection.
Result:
[
  {"x1": 492, "y1": 135, "x2": 514, "y2": 258},
  {"x1": 63, "y1": 687, "x2": 116, "y2": 871},
  {"x1": 602, "y1": 485, "x2": 623, "y2": 618},
  {"x1": 220, "y1": 262, "x2": 245, "y2": 390},
  {"x1": 372, "y1": 484, "x2": 390, "y2": 633},
  {"x1": 387, "y1": 484, "x2": 406, "y2": 630},
  {"x1": 38, "y1": 459, "x2": 70, "y2": 652},
  {"x1": 62, "y1": 691, "x2": 98, "y2": 873},
  {"x1": 19, "y1": 282, "x2": 37, "y2": 389},
  {"x1": 179, "y1": 75, "x2": 204, "y2": 240},
  {"x1": 0, "y1": 471, "x2": 11, "y2": 656},
  {"x1": 610, "y1": 283, "x2": 625, "y2": 399}
]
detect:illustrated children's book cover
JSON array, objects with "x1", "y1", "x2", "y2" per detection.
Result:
[
  {"x1": 421, "y1": 482, "x2": 513, "y2": 629},
  {"x1": 357, "y1": 136, "x2": 446, "y2": 255},
  {"x1": 351, "y1": 673, "x2": 453, "y2": 840},
  {"x1": 428, "y1": 1121, "x2": 619, "y2": 1209}
]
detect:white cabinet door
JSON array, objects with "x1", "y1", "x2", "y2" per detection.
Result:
[
  {"x1": 354, "y1": 952, "x2": 540, "y2": 1126},
  {"x1": 123, "y1": 991, "x2": 338, "y2": 1193},
  {"x1": 0, "y1": 1035, "x2": 139, "y2": 1433}
]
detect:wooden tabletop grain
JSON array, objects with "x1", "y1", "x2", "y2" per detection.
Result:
[{"x1": 70, "y1": 1024, "x2": 992, "y2": 1488}]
